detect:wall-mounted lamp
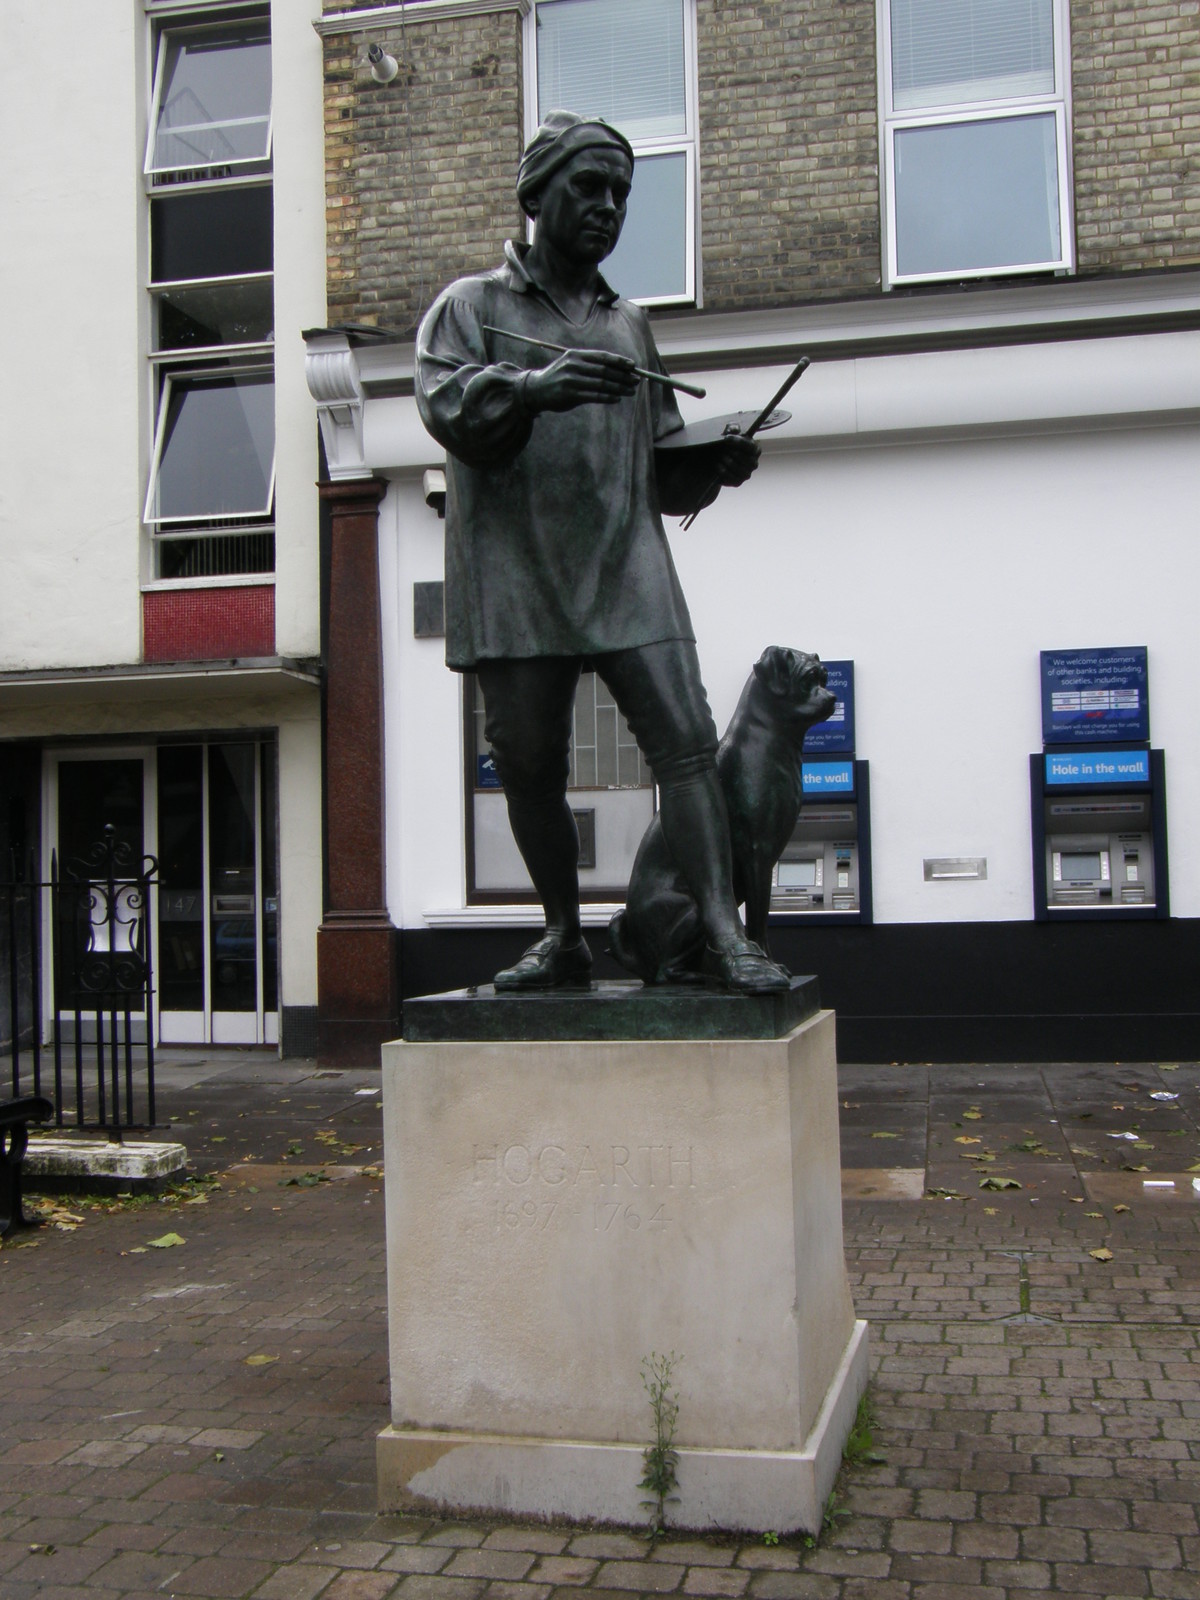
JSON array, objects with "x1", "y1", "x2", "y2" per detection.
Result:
[
  {"x1": 423, "y1": 469, "x2": 447, "y2": 518},
  {"x1": 366, "y1": 41, "x2": 399, "y2": 83}
]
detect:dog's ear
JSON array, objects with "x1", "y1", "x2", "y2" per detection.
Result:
[{"x1": 753, "y1": 646, "x2": 795, "y2": 698}]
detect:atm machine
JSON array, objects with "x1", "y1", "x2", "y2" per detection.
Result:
[
  {"x1": 1032, "y1": 647, "x2": 1168, "y2": 920},
  {"x1": 770, "y1": 661, "x2": 872, "y2": 924}
]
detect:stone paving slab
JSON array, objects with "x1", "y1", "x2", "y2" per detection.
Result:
[{"x1": 1, "y1": 1056, "x2": 1199, "y2": 1596}]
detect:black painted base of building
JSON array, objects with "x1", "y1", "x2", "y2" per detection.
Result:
[{"x1": 394, "y1": 919, "x2": 1200, "y2": 1064}]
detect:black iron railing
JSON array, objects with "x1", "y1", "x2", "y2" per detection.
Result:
[{"x1": 2, "y1": 827, "x2": 159, "y2": 1132}]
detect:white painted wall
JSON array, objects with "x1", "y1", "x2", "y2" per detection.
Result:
[
  {"x1": 272, "y1": 0, "x2": 327, "y2": 660},
  {"x1": 373, "y1": 330, "x2": 1200, "y2": 929},
  {"x1": 0, "y1": 1, "x2": 144, "y2": 669},
  {"x1": 0, "y1": 2, "x2": 325, "y2": 1017},
  {"x1": 277, "y1": 711, "x2": 322, "y2": 1005}
]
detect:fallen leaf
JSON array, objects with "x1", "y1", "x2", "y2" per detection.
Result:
[
  {"x1": 870, "y1": 1131, "x2": 900, "y2": 1139},
  {"x1": 955, "y1": 1136, "x2": 981, "y2": 1146},
  {"x1": 926, "y1": 1187, "x2": 966, "y2": 1199},
  {"x1": 1012, "y1": 1139, "x2": 1050, "y2": 1155},
  {"x1": 16, "y1": 1240, "x2": 40, "y2": 1249},
  {"x1": 1133, "y1": 1142, "x2": 1155, "y2": 1151},
  {"x1": 1084, "y1": 1211, "x2": 1104, "y2": 1218},
  {"x1": 1159, "y1": 1063, "x2": 1180, "y2": 1072},
  {"x1": 280, "y1": 1172, "x2": 328, "y2": 1188},
  {"x1": 1122, "y1": 1164, "x2": 1150, "y2": 1173},
  {"x1": 983, "y1": 1206, "x2": 999, "y2": 1215},
  {"x1": 1089, "y1": 1247, "x2": 1114, "y2": 1262},
  {"x1": 1114, "y1": 1204, "x2": 1131, "y2": 1214},
  {"x1": 128, "y1": 1246, "x2": 147, "y2": 1255},
  {"x1": 979, "y1": 1176, "x2": 1022, "y2": 1191},
  {"x1": 1188, "y1": 1162, "x2": 1200, "y2": 1174},
  {"x1": 146, "y1": 1233, "x2": 186, "y2": 1249},
  {"x1": 963, "y1": 1108, "x2": 983, "y2": 1120},
  {"x1": 244, "y1": 1353, "x2": 278, "y2": 1366}
]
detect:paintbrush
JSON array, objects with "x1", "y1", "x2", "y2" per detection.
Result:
[{"x1": 481, "y1": 325, "x2": 707, "y2": 400}]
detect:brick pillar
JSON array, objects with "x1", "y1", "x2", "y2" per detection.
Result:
[{"x1": 317, "y1": 477, "x2": 400, "y2": 1065}]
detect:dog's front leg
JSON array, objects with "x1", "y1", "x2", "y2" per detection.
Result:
[{"x1": 742, "y1": 862, "x2": 774, "y2": 952}]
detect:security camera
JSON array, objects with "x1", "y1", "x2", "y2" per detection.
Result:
[
  {"x1": 367, "y1": 42, "x2": 399, "y2": 83},
  {"x1": 423, "y1": 469, "x2": 447, "y2": 518}
]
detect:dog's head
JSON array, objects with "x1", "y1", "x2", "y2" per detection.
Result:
[{"x1": 752, "y1": 646, "x2": 838, "y2": 731}]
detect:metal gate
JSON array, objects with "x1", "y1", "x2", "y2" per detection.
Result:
[{"x1": 2, "y1": 825, "x2": 158, "y2": 1131}]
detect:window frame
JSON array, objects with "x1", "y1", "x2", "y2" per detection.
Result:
[
  {"x1": 144, "y1": 15, "x2": 274, "y2": 180},
  {"x1": 149, "y1": 271, "x2": 274, "y2": 360},
  {"x1": 463, "y1": 671, "x2": 655, "y2": 905},
  {"x1": 876, "y1": 0, "x2": 1075, "y2": 289},
  {"x1": 144, "y1": 363, "x2": 277, "y2": 528},
  {"x1": 142, "y1": 2, "x2": 275, "y2": 587},
  {"x1": 522, "y1": 0, "x2": 701, "y2": 309}
]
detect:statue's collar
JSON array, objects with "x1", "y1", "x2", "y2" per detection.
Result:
[{"x1": 503, "y1": 239, "x2": 619, "y2": 308}]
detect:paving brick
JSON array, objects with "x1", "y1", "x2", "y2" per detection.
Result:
[
  {"x1": 526, "y1": 1557, "x2": 600, "y2": 1585},
  {"x1": 444, "y1": 1551, "x2": 536, "y2": 1582},
  {"x1": 746, "y1": 1575, "x2": 841, "y2": 1600},
  {"x1": 595, "y1": 1559, "x2": 685, "y2": 1591},
  {"x1": 482, "y1": 1530, "x2": 568, "y2": 1556},
  {"x1": 323, "y1": 1574, "x2": 403, "y2": 1600},
  {"x1": 568, "y1": 1534, "x2": 647, "y2": 1560},
  {"x1": 252, "y1": 1566, "x2": 340, "y2": 1600},
  {"x1": 735, "y1": 1546, "x2": 801, "y2": 1571},
  {"x1": 682, "y1": 1566, "x2": 751, "y2": 1596},
  {"x1": 652, "y1": 1542, "x2": 737, "y2": 1567},
  {"x1": 381, "y1": 1546, "x2": 455, "y2": 1576},
  {"x1": 395, "y1": 1578, "x2": 486, "y2": 1600}
]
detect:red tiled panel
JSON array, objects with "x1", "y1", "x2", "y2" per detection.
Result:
[{"x1": 143, "y1": 585, "x2": 275, "y2": 663}]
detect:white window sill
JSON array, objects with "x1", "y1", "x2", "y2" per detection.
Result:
[{"x1": 142, "y1": 575, "x2": 276, "y2": 592}]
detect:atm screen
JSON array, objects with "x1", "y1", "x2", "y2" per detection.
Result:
[
  {"x1": 778, "y1": 859, "x2": 818, "y2": 888},
  {"x1": 1060, "y1": 852, "x2": 1102, "y2": 882}
]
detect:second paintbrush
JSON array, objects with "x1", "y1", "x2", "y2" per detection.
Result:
[{"x1": 481, "y1": 325, "x2": 707, "y2": 400}]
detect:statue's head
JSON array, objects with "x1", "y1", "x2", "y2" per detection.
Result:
[{"x1": 517, "y1": 111, "x2": 634, "y2": 264}]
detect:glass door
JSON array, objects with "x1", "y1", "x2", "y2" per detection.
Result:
[{"x1": 157, "y1": 740, "x2": 278, "y2": 1046}]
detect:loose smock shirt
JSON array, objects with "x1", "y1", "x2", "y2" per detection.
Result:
[{"x1": 416, "y1": 241, "x2": 693, "y2": 669}]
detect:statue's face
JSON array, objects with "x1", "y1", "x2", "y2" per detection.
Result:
[{"x1": 528, "y1": 146, "x2": 633, "y2": 266}]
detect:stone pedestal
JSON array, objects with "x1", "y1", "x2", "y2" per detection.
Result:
[{"x1": 378, "y1": 983, "x2": 867, "y2": 1533}]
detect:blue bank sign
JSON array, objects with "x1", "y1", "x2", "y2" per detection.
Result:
[
  {"x1": 1045, "y1": 749, "x2": 1150, "y2": 787},
  {"x1": 802, "y1": 760, "x2": 855, "y2": 796},
  {"x1": 1040, "y1": 646, "x2": 1149, "y2": 745},
  {"x1": 803, "y1": 660, "x2": 855, "y2": 754}
]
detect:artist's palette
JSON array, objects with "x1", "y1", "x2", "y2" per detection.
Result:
[{"x1": 655, "y1": 407, "x2": 791, "y2": 448}]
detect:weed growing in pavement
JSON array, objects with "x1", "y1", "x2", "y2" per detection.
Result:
[
  {"x1": 638, "y1": 1350, "x2": 682, "y2": 1537},
  {"x1": 843, "y1": 1389, "x2": 886, "y2": 1467}
]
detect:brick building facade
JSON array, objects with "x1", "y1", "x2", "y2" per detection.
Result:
[
  {"x1": 318, "y1": 0, "x2": 1199, "y2": 332},
  {"x1": 306, "y1": 0, "x2": 1200, "y2": 1064}
]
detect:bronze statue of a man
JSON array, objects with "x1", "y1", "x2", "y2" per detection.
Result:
[{"x1": 416, "y1": 110, "x2": 789, "y2": 994}]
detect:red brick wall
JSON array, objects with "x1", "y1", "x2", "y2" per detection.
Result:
[{"x1": 143, "y1": 586, "x2": 275, "y2": 663}]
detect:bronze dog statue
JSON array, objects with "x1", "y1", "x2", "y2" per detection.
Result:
[{"x1": 609, "y1": 647, "x2": 837, "y2": 984}]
